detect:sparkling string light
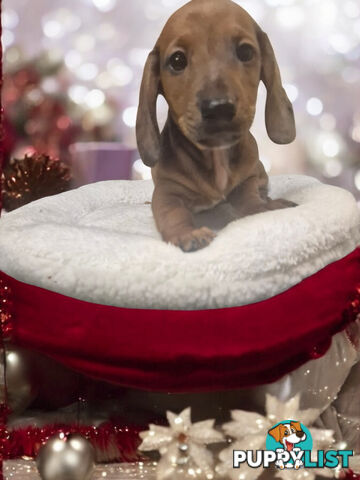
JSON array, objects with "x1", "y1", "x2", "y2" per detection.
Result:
[{"x1": 3, "y1": 460, "x2": 159, "y2": 480}]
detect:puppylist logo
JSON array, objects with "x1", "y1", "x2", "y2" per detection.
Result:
[{"x1": 233, "y1": 420, "x2": 353, "y2": 471}]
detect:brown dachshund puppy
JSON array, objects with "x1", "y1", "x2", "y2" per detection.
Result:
[{"x1": 136, "y1": 0, "x2": 296, "y2": 252}]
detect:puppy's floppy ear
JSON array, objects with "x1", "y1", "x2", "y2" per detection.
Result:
[
  {"x1": 291, "y1": 421, "x2": 302, "y2": 431},
  {"x1": 268, "y1": 424, "x2": 283, "y2": 443},
  {"x1": 257, "y1": 30, "x2": 296, "y2": 144},
  {"x1": 136, "y1": 48, "x2": 161, "y2": 167}
]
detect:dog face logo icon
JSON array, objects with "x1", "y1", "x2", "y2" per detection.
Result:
[
  {"x1": 233, "y1": 421, "x2": 352, "y2": 471},
  {"x1": 269, "y1": 421, "x2": 306, "y2": 451},
  {"x1": 266, "y1": 421, "x2": 313, "y2": 470}
]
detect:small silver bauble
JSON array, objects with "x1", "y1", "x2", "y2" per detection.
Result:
[
  {"x1": 36, "y1": 434, "x2": 95, "y2": 480},
  {"x1": 0, "y1": 346, "x2": 38, "y2": 413},
  {"x1": 178, "y1": 442, "x2": 189, "y2": 453}
]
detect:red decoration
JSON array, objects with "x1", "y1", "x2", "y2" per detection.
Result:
[
  {"x1": 2, "y1": 117, "x2": 17, "y2": 169},
  {"x1": 343, "y1": 285, "x2": 360, "y2": 323},
  {"x1": 1, "y1": 248, "x2": 359, "y2": 393},
  {"x1": 340, "y1": 470, "x2": 360, "y2": 480},
  {"x1": 1, "y1": 153, "x2": 72, "y2": 211},
  {"x1": 0, "y1": 278, "x2": 14, "y2": 341},
  {"x1": 24, "y1": 98, "x2": 80, "y2": 161},
  {"x1": 0, "y1": 420, "x2": 145, "y2": 464},
  {"x1": 2, "y1": 55, "x2": 116, "y2": 164},
  {"x1": 3, "y1": 63, "x2": 77, "y2": 164},
  {"x1": 0, "y1": 278, "x2": 13, "y2": 480},
  {"x1": 0, "y1": 277, "x2": 13, "y2": 480}
]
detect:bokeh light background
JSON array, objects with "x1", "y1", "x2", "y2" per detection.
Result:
[{"x1": 3, "y1": 0, "x2": 360, "y2": 198}]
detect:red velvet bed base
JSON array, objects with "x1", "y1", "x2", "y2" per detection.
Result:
[{"x1": 1, "y1": 248, "x2": 359, "y2": 393}]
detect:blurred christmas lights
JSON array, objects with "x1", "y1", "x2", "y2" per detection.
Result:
[
  {"x1": 2, "y1": 0, "x2": 360, "y2": 195},
  {"x1": 122, "y1": 107, "x2": 138, "y2": 128},
  {"x1": 306, "y1": 98, "x2": 324, "y2": 117}
]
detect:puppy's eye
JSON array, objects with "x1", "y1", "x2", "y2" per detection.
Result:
[
  {"x1": 236, "y1": 43, "x2": 255, "y2": 62},
  {"x1": 284, "y1": 430, "x2": 289, "y2": 436},
  {"x1": 169, "y1": 51, "x2": 188, "y2": 72}
]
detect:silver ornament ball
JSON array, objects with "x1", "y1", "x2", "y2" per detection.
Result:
[
  {"x1": 178, "y1": 442, "x2": 189, "y2": 453},
  {"x1": 0, "y1": 346, "x2": 38, "y2": 414},
  {"x1": 36, "y1": 434, "x2": 95, "y2": 480}
]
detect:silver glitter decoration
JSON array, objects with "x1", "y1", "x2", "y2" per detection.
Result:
[{"x1": 4, "y1": 460, "x2": 158, "y2": 480}]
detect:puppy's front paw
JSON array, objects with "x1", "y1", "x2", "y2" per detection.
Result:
[
  {"x1": 170, "y1": 227, "x2": 216, "y2": 252},
  {"x1": 267, "y1": 198, "x2": 297, "y2": 210}
]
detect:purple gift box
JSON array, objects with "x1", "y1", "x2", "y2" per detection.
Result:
[{"x1": 70, "y1": 142, "x2": 139, "y2": 187}]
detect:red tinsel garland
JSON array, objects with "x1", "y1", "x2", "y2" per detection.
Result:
[
  {"x1": 340, "y1": 470, "x2": 360, "y2": 480},
  {"x1": 0, "y1": 278, "x2": 13, "y2": 341},
  {"x1": 2, "y1": 421, "x2": 145, "y2": 464}
]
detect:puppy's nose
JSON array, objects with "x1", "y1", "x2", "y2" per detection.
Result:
[
  {"x1": 296, "y1": 431, "x2": 304, "y2": 438},
  {"x1": 201, "y1": 98, "x2": 236, "y2": 122}
]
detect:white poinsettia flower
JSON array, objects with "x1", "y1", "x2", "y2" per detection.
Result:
[
  {"x1": 311, "y1": 428, "x2": 335, "y2": 452},
  {"x1": 223, "y1": 410, "x2": 270, "y2": 438},
  {"x1": 223, "y1": 394, "x2": 321, "y2": 443},
  {"x1": 265, "y1": 395, "x2": 319, "y2": 426},
  {"x1": 219, "y1": 395, "x2": 334, "y2": 480},
  {"x1": 138, "y1": 407, "x2": 224, "y2": 480},
  {"x1": 217, "y1": 436, "x2": 265, "y2": 480}
]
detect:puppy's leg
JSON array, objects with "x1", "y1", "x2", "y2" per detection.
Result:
[
  {"x1": 228, "y1": 176, "x2": 296, "y2": 217},
  {"x1": 152, "y1": 188, "x2": 215, "y2": 252},
  {"x1": 259, "y1": 168, "x2": 297, "y2": 210},
  {"x1": 228, "y1": 176, "x2": 270, "y2": 217},
  {"x1": 264, "y1": 197, "x2": 297, "y2": 210}
]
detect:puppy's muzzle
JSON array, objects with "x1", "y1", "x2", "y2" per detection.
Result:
[
  {"x1": 201, "y1": 98, "x2": 236, "y2": 122},
  {"x1": 197, "y1": 97, "x2": 240, "y2": 148}
]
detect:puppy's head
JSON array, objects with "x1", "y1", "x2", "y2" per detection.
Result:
[
  {"x1": 137, "y1": 0, "x2": 296, "y2": 166},
  {"x1": 268, "y1": 422, "x2": 306, "y2": 451}
]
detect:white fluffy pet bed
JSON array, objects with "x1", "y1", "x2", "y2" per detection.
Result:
[
  {"x1": 1, "y1": 174, "x2": 360, "y2": 447},
  {"x1": 0, "y1": 175, "x2": 359, "y2": 310}
]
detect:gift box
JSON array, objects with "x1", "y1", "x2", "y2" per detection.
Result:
[{"x1": 69, "y1": 142, "x2": 138, "y2": 187}]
